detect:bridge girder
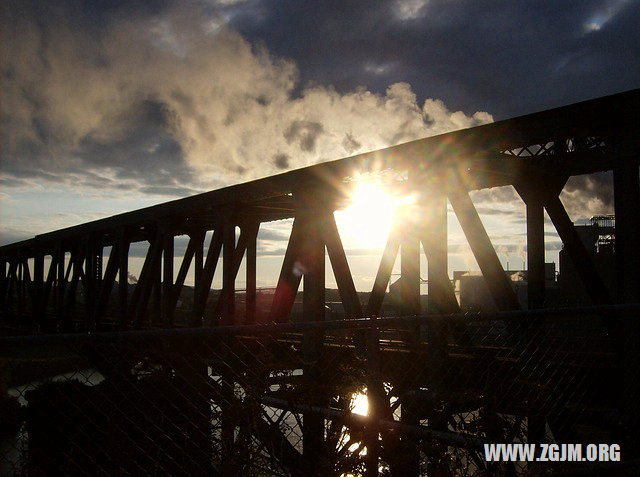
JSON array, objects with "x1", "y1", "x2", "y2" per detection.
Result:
[{"x1": 1, "y1": 89, "x2": 639, "y2": 333}]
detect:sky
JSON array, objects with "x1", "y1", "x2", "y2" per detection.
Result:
[{"x1": 1, "y1": 0, "x2": 639, "y2": 290}]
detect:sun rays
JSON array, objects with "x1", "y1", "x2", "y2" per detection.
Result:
[{"x1": 335, "y1": 174, "x2": 416, "y2": 251}]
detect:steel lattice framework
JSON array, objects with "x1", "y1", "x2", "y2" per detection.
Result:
[
  {"x1": 2, "y1": 89, "x2": 638, "y2": 332},
  {"x1": 1, "y1": 89, "x2": 639, "y2": 476}
]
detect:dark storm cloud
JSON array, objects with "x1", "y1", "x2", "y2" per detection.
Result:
[
  {"x1": 283, "y1": 120, "x2": 324, "y2": 152},
  {"x1": 563, "y1": 171, "x2": 614, "y2": 209},
  {"x1": 342, "y1": 133, "x2": 361, "y2": 154},
  {"x1": 3, "y1": 0, "x2": 496, "y2": 201},
  {"x1": 560, "y1": 171, "x2": 615, "y2": 220},
  {"x1": 74, "y1": 100, "x2": 194, "y2": 186},
  {"x1": 2, "y1": 0, "x2": 636, "y2": 216},
  {"x1": 229, "y1": 0, "x2": 640, "y2": 119},
  {"x1": 0, "y1": 0, "x2": 196, "y2": 195},
  {"x1": 272, "y1": 153, "x2": 290, "y2": 170}
]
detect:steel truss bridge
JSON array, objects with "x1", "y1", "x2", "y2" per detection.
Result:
[{"x1": 1, "y1": 89, "x2": 639, "y2": 475}]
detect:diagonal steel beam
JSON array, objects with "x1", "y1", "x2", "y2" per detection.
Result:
[
  {"x1": 92, "y1": 243, "x2": 121, "y2": 326},
  {"x1": 449, "y1": 186, "x2": 520, "y2": 311},
  {"x1": 543, "y1": 194, "x2": 611, "y2": 305},
  {"x1": 366, "y1": 220, "x2": 401, "y2": 317},
  {"x1": 131, "y1": 230, "x2": 164, "y2": 328},
  {"x1": 324, "y1": 212, "x2": 363, "y2": 319},
  {"x1": 168, "y1": 234, "x2": 197, "y2": 324},
  {"x1": 208, "y1": 223, "x2": 261, "y2": 325},
  {"x1": 269, "y1": 217, "x2": 305, "y2": 323}
]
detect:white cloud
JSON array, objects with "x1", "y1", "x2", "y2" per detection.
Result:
[{"x1": 2, "y1": 1, "x2": 493, "y2": 193}]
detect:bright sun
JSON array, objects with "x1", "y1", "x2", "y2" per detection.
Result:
[
  {"x1": 335, "y1": 176, "x2": 414, "y2": 250},
  {"x1": 351, "y1": 391, "x2": 369, "y2": 416}
]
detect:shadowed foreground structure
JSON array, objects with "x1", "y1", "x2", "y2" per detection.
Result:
[{"x1": 1, "y1": 89, "x2": 639, "y2": 475}]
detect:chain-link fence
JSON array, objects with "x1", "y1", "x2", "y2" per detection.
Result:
[{"x1": 1, "y1": 305, "x2": 639, "y2": 476}]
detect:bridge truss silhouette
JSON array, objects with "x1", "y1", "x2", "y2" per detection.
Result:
[{"x1": 1, "y1": 89, "x2": 639, "y2": 475}]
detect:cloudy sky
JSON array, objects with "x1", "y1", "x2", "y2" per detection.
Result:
[{"x1": 1, "y1": 0, "x2": 639, "y2": 288}]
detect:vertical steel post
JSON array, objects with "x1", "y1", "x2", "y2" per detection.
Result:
[
  {"x1": 302, "y1": 208, "x2": 326, "y2": 473},
  {"x1": 56, "y1": 247, "x2": 65, "y2": 318},
  {"x1": 612, "y1": 132, "x2": 640, "y2": 450},
  {"x1": 151, "y1": 240, "x2": 162, "y2": 326},
  {"x1": 245, "y1": 223, "x2": 258, "y2": 324},
  {"x1": 118, "y1": 230, "x2": 129, "y2": 328},
  {"x1": 526, "y1": 197, "x2": 545, "y2": 310},
  {"x1": 17, "y1": 257, "x2": 25, "y2": 321},
  {"x1": 397, "y1": 184, "x2": 422, "y2": 477},
  {"x1": 222, "y1": 223, "x2": 236, "y2": 326},
  {"x1": 365, "y1": 321, "x2": 382, "y2": 476},
  {"x1": 162, "y1": 233, "x2": 174, "y2": 326},
  {"x1": 192, "y1": 230, "x2": 205, "y2": 327},
  {"x1": 221, "y1": 222, "x2": 237, "y2": 474},
  {"x1": 613, "y1": 134, "x2": 640, "y2": 304},
  {"x1": 422, "y1": 190, "x2": 449, "y2": 475},
  {"x1": 400, "y1": 228, "x2": 421, "y2": 316},
  {"x1": 33, "y1": 252, "x2": 44, "y2": 329},
  {"x1": 423, "y1": 191, "x2": 453, "y2": 313},
  {"x1": 515, "y1": 182, "x2": 549, "y2": 449},
  {"x1": 85, "y1": 238, "x2": 96, "y2": 330},
  {"x1": 0, "y1": 255, "x2": 6, "y2": 313}
]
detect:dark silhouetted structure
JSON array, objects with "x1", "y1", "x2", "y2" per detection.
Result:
[{"x1": 1, "y1": 89, "x2": 639, "y2": 475}]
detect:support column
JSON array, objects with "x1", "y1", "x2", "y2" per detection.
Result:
[
  {"x1": 245, "y1": 223, "x2": 258, "y2": 324},
  {"x1": 131, "y1": 230, "x2": 163, "y2": 328},
  {"x1": 85, "y1": 238, "x2": 97, "y2": 330},
  {"x1": 151, "y1": 243, "x2": 162, "y2": 326},
  {"x1": 423, "y1": 191, "x2": 455, "y2": 314},
  {"x1": 118, "y1": 230, "x2": 129, "y2": 328},
  {"x1": 396, "y1": 185, "x2": 422, "y2": 477},
  {"x1": 220, "y1": 221, "x2": 237, "y2": 474},
  {"x1": 33, "y1": 253, "x2": 44, "y2": 329},
  {"x1": 301, "y1": 206, "x2": 327, "y2": 474},
  {"x1": 56, "y1": 246, "x2": 65, "y2": 320},
  {"x1": 526, "y1": 197, "x2": 545, "y2": 310},
  {"x1": 162, "y1": 234, "x2": 174, "y2": 326},
  {"x1": 17, "y1": 257, "x2": 25, "y2": 321},
  {"x1": 0, "y1": 255, "x2": 6, "y2": 312},
  {"x1": 221, "y1": 223, "x2": 236, "y2": 326},
  {"x1": 93, "y1": 242, "x2": 121, "y2": 328},
  {"x1": 524, "y1": 193, "x2": 546, "y2": 446},
  {"x1": 191, "y1": 230, "x2": 205, "y2": 327},
  {"x1": 63, "y1": 244, "x2": 79, "y2": 329},
  {"x1": 400, "y1": 226, "x2": 421, "y2": 316},
  {"x1": 422, "y1": 190, "x2": 450, "y2": 475},
  {"x1": 613, "y1": 134, "x2": 640, "y2": 304},
  {"x1": 612, "y1": 133, "x2": 640, "y2": 454}
]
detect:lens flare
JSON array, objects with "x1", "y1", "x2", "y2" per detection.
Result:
[{"x1": 335, "y1": 175, "x2": 415, "y2": 250}]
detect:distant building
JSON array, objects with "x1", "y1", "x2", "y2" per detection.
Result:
[
  {"x1": 558, "y1": 215, "x2": 616, "y2": 302},
  {"x1": 453, "y1": 264, "x2": 556, "y2": 312}
]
